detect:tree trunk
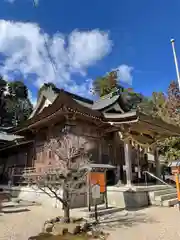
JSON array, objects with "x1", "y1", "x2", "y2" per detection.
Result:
[
  {"x1": 63, "y1": 187, "x2": 70, "y2": 223},
  {"x1": 63, "y1": 204, "x2": 70, "y2": 223}
]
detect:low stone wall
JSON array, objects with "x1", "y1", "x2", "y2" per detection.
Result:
[
  {"x1": 10, "y1": 186, "x2": 64, "y2": 208},
  {"x1": 1, "y1": 186, "x2": 104, "y2": 209},
  {"x1": 107, "y1": 186, "x2": 149, "y2": 209}
]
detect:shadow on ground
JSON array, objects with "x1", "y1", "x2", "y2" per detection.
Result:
[{"x1": 99, "y1": 211, "x2": 158, "y2": 231}]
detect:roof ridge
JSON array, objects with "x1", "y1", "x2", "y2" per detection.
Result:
[{"x1": 51, "y1": 86, "x2": 93, "y2": 104}]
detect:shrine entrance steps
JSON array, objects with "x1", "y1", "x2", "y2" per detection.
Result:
[{"x1": 149, "y1": 186, "x2": 178, "y2": 207}]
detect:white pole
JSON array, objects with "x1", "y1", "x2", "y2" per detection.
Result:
[{"x1": 171, "y1": 39, "x2": 180, "y2": 90}]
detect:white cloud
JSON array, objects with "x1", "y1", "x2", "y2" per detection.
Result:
[
  {"x1": 117, "y1": 64, "x2": 133, "y2": 85},
  {"x1": 66, "y1": 78, "x2": 93, "y2": 97},
  {"x1": 68, "y1": 30, "x2": 111, "y2": 74},
  {"x1": 0, "y1": 20, "x2": 112, "y2": 97}
]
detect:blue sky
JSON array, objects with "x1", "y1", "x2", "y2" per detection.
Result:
[{"x1": 1, "y1": 0, "x2": 180, "y2": 104}]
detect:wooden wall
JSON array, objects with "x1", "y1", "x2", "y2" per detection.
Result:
[{"x1": 33, "y1": 120, "x2": 116, "y2": 169}]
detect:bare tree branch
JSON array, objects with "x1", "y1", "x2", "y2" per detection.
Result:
[{"x1": 22, "y1": 134, "x2": 91, "y2": 221}]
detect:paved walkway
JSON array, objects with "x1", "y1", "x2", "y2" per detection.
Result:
[
  {"x1": 105, "y1": 206, "x2": 180, "y2": 240},
  {"x1": 0, "y1": 206, "x2": 180, "y2": 239}
]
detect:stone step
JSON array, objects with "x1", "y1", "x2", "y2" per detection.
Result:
[
  {"x1": 149, "y1": 188, "x2": 176, "y2": 198},
  {"x1": 1, "y1": 201, "x2": 19, "y2": 208},
  {"x1": 155, "y1": 192, "x2": 177, "y2": 202},
  {"x1": 2, "y1": 199, "x2": 40, "y2": 208},
  {"x1": 81, "y1": 206, "x2": 125, "y2": 219},
  {"x1": 162, "y1": 198, "x2": 178, "y2": 207},
  {"x1": 1, "y1": 206, "x2": 30, "y2": 214},
  {"x1": 140, "y1": 185, "x2": 172, "y2": 192}
]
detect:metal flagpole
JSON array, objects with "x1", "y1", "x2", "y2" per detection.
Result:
[
  {"x1": 171, "y1": 39, "x2": 180, "y2": 90},
  {"x1": 170, "y1": 37, "x2": 180, "y2": 209}
]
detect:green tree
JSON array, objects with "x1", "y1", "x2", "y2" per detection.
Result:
[
  {"x1": 0, "y1": 78, "x2": 33, "y2": 126},
  {"x1": 8, "y1": 81, "x2": 28, "y2": 99},
  {"x1": 138, "y1": 96, "x2": 154, "y2": 114},
  {"x1": 92, "y1": 70, "x2": 119, "y2": 97},
  {"x1": 166, "y1": 81, "x2": 180, "y2": 124},
  {"x1": 92, "y1": 70, "x2": 143, "y2": 110},
  {"x1": 139, "y1": 81, "x2": 180, "y2": 161},
  {"x1": 157, "y1": 81, "x2": 180, "y2": 161},
  {"x1": 138, "y1": 92, "x2": 169, "y2": 121},
  {"x1": 6, "y1": 81, "x2": 32, "y2": 126},
  {"x1": 0, "y1": 77, "x2": 7, "y2": 125},
  {"x1": 6, "y1": 97, "x2": 33, "y2": 126}
]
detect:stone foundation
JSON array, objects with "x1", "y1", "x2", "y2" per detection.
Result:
[{"x1": 107, "y1": 185, "x2": 169, "y2": 209}]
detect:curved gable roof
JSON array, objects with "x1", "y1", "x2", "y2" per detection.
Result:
[
  {"x1": 30, "y1": 86, "x2": 94, "y2": 119},
  {"x1": 29, "y1": 87, "x2": 58, "y2": 118},
  {"x1": 13, "y1": 90, "x2": 103, "y2": 133}
]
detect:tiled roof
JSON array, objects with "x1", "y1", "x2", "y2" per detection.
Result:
[
  {"x1": 92, "y1": 93, "x2": 119, "y2": 110},
  {"x1": 13, "y1": 90, "x2": 104, "y2": 133}
]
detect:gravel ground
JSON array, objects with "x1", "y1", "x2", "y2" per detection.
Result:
[
  {"x1": 0, "y1": 206, "x2": 60, "y2": 240},
  {"x1": 105, "y1": 206, "x2": 180, "y2": 240},
  {"x1": 0, "y1": 206, "x2": 180, "y2": 240}
]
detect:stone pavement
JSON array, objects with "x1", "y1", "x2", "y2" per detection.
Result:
[{"x1": 0, "y1": 205, "x2": 180, "y2": 239}]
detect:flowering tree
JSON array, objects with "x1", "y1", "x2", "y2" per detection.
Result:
[{"x1": 23, "y1": 134, "x2": 91, "y2": 222}]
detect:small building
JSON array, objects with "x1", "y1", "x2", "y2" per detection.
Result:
[
  {"x1": 168, "y1": 161, "x2": 180, "y2": 174},
  {"x1": 0, "y1": 130, "x2": 23, "y2": 183}
]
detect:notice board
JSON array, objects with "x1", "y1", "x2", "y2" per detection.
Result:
[{"x1": 90, "y1": 172, "x2": 106, "y2": 193}]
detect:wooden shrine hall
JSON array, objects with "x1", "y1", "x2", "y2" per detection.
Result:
[{"x1": 0, "y1": 86, "x2": 180, "y2": 187}]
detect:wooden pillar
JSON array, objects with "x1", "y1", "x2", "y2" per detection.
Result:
[
  {"x1": 104, "y1": 170, "x2": 108, "y2": 208},
  {"x1": 116, "y1": 165, "x2": 121, "y2": 184},
  {"x1": 115, "y1": 132, "x2": 124, "y2": 184},
  {"x1": 31, "y1": 129, "x2": 38, "y2": 168},
  {"x1": 154, "y1": 146, "x2": 161, "y2": 179},
  {"x1": 124, "y1": 139, "x2": 132, "y2": 186},
  {"x1": 32, "y1": 140, "x2": 36, "y2": 168},
  {"x1": 136, "y1": 145, "x2": 141, "y2": 182},
  {"x1": 98, "y1": 139, "x2": 102, "y2": 164},
  {"x1": 87, "y1": 172, "x2": 91, "y2": 211}
]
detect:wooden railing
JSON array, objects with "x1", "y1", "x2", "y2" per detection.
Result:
[{"x1": 12, "y1": 167, "x2": 35, "y2": 176}]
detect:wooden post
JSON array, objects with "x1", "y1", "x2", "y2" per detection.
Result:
[
  {"x1": 32, "y1": 139, "x2": 36, "y2": 168},
  {"x1": 104, "y1": 170, "x2": 108, "y2": 209},
  {"x1": 124, "y1": 139, "x2": 132, "y2": 186},
  {"x1": 94, "y1": 199, "x2": 98, "y2": 223},
  {"x1": 137, "y1": 145, "x2": 141, "y2": 184},
  {"x1": 98, "y1": 139, "x2": 102, "y2": 164},
  {"x1": 175, "y1": 173, "x2": 180, "y2": 211},
  {"x1": 11, "y1": 166, "x2": 15, "y2": 186},
  {"x1": 87, "y1": 172, "x2": 91, "y2": 212},
  {"x1": 154, "y1": 146, "x2": 161, "y2": 180}
]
